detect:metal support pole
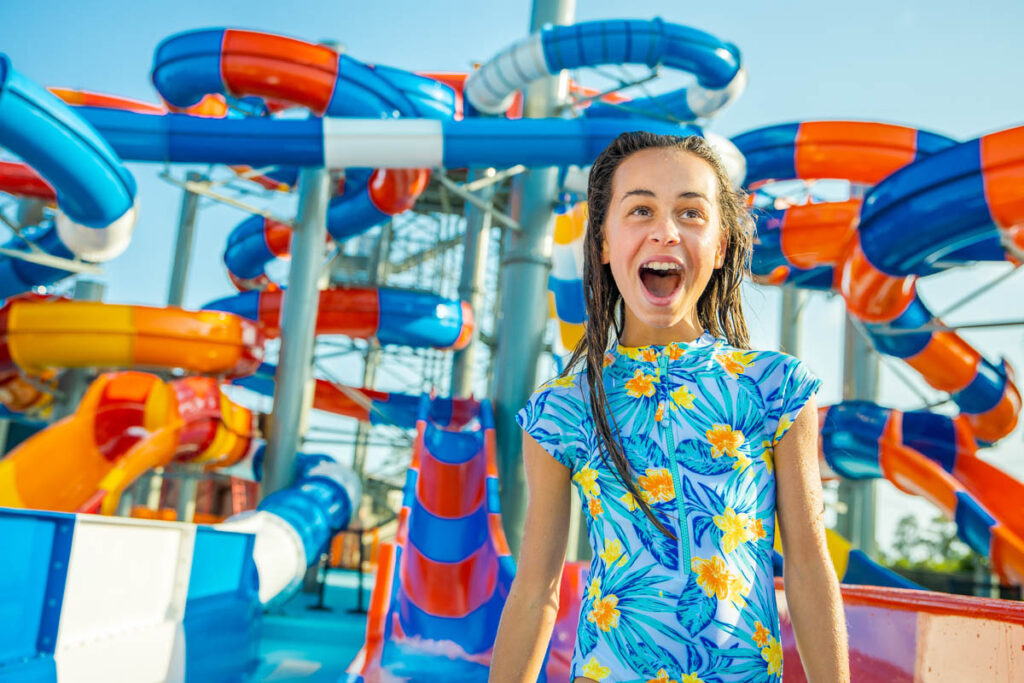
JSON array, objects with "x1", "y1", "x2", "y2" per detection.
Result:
[
  {"x1": 175, "y1": 464, "x2": 201, "y2": 523},
  {"x1": 51, "y1": 279, "x2": 105, "y2": 421},
  {"x1": 351, "y1": 221, "x2": 392, "y2": 480},
  {"x1": 836, "y1": 311, "x2": 879, "y2": 557},
  {"x1": 779, "y1": 285, "x2": 806, "y2": 355},
  {"x1": 451, "y1": 168, "x2": 496, "y2": 397},
  {"x1": 167, "y1": 171, "x2": 202, "y2": 307},
  {"x1": 263, "y1": 167, "x2": 330, "y2": 497},
  {"x1": 0, "y1": 199, "x2": 47, "y2": 454},
  {"x1": 492, "y1": 0, "x2": 575, "y2": 559}
]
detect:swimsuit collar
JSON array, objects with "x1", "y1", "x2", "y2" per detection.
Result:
[{"x1": 607, "y1": 329, "x2": 719, "y2": 366}]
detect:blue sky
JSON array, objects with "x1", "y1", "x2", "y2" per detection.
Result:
[{"x1": 2, "y1": 1, "x2": 1023, "y2": 553}]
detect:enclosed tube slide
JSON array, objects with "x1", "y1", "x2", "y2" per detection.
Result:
[
  {"x1": 205, "y1": 286, "x2": 472, "y2": 349},
  {"x1": 732, "y1": 121, "x2": 1020, "y2": 445},
  {"x1": 224, "y1": 167, "x2": 430, "y2": 289},
  {"x1": 0, "y1": 296, "x2": 262, "y2": 415},
  {"x1": 819, "y1": 402, "x2": 1024, "y2": 584},
  {"x1": 151, "y1": 29, "x2": 446, "y2": 289},
  {"x1": 0, "y1": 298, "x2": 263, "y2": 378},
  {"x1": 234, "y1": 362, "x2": 478, "y2": 430},
  {"x1": 724, "y1": 121, "x2": 1024, "y2": 580},
  {"x1": 464, "y1": 18, "x2": 746, "y2": 120},
  {"x1": 0, "y1": 55, "x2": 137, "y2": 262}
]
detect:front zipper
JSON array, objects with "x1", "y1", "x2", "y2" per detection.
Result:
[{"x1": 658, "y1": 352, "x2": 691, "y2": 577}]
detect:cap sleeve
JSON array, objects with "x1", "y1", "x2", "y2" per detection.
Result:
[
  {"x1": 762, "y1": 353, "x2": 822, "y2": 446},
  {"x1": 514, "y1": 376, "x2": 586, "y2": 472}
]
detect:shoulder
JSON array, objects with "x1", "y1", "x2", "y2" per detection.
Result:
[
  {"x1": 516, "y1": 368, "x2": 591, "y2": 471},
  {"x1": 705, "y1": 339, "x2": 794, "y2": 381},
  {"x1": 517, "y1": 367, "x2": 590, "y2": 424}
]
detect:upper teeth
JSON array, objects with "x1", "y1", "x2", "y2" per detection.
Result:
[{"x1": 644, "y1": 262, "x2": 680, "y2": 271}]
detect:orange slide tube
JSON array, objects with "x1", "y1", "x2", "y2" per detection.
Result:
[
  {"x1": 0, "y1": 300, "x2": 264, "y2": 399},
  {"x1": 0, "y1": 371, "x2": 257, "y2": 515}
]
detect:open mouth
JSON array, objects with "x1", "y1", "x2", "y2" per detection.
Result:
[{"x1": 638, "y1": 261, "x2": 683, "y2": 301}]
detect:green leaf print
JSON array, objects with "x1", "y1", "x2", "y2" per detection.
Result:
[{"x1": 676, "y1": 572, "x2": 717, "y2": 636}]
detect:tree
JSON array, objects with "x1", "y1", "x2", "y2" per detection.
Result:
[{"x1": 879, "y1": 513, "x2": 987, "y2": 573}]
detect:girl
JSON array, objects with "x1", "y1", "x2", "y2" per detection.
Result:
[{"x1": 489, "y1": 132, "x2": 849, "y2": 682}]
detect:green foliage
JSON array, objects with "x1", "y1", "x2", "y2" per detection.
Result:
[{"x1": 879, "y1": 513, "x2": 987, "y2": 573}]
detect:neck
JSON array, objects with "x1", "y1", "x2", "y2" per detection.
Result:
[{"x1": 619, "y1": 310, "x2": 704, "y2": 347}]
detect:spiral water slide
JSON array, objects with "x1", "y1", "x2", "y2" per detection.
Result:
[{"x1": 729, "y1": 121, "x2": 1024, "y2": 583}]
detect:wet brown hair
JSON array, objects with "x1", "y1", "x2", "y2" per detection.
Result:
[{"x1": 562, "y1": 131, "x2": 755, "y2": 540}]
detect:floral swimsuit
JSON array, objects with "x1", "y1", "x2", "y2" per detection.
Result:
[{"x1": 515, "y1": 329, "x2": 822, "y2": 683}]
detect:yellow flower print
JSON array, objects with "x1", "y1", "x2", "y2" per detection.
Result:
[
  {"x1": 726, "y1": 571, "x2": 750, "y2": 609},
  {"x1": 773, "y1": 414, "x2": 794, "y2": 445},
  {"x1": 665, "y1": 341, "x2": 685, "y2": 360},
  {"x1": 750, "y1": 517, "x2": 767, "y2": 541},
  {"x1": 731, "y1": 452, "x2": 753, "y2": 475},
  {"x1": 655, "y1": 401, "x2": 665, "y2": 422},
  {"x1": 572, "y1": 465, "x2": 601, "y2": 498},
  {"x1": 619, "y1": 345, "x2": 644, "y2": 362},
  {"x1": 625, "y1": 368, "x2": 659, "y2": 398},
  {"x1": 599, "y1": 538, "x2": 624, "y2": 566},
  {"x1": 588, "y1": 496, "x2": 604, "y2": 517},
  {"x1": 713, "y1": 507, "x2": 753, "y2": 553},
  {"x1": 752, "y1": 620, "x2": 771, "y2": 647},
  {"x1": 714, "y1": 350, "x2": 757, "y2": 377},
  {"x1": 706, "y1": 424, "x2": 745, "y2": 458},
  {"x1": 640, "y1": 347, "x2": 659, "y2": 363},
  {"x1": 761, "y1": 636, "x2": 783, "y2": 676},
  {"x1": 543, "y1": 374, "x2": 576, "y2": 389},
  {"x1": 620, "y1": 491, "x2": 638, "y2": 512},
  {"x1": 582, "y1": 655, "x2": 611, "y2": 681},
  {"x1": 670, "y1": 385, "x2": 695, "y2": 409},
  {"x1": 646, "y1": 669, "x2": 679, "y2": 683},
  {"x1": 588, "y1": 577, "x2": 602, "y2": 599},
  {"x1": 587, "y1": 593, "x2": 620, "y2": 631},
  {"x1": 760, "y1": 440, "x2": 775, "y2": 473},
  {"x1": 638, "y1": 467, "x2": 675, "y2": 503},
  {"x1": 691, "y1": 555, "x2": 749, "y2": 608},
  {"x1": 681, "y1": 674, "x2": 705, "y2": 683},
  {"x1": 691, "y1": 555, "x2": 732, "y2": 600}
]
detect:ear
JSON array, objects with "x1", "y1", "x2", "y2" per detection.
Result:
[
  {"x1": 601, "y1": 237, "x2": 611, "y2": 264},
  {"x1": 714, "y1": 235, "x2": 728, "y2": 269}
]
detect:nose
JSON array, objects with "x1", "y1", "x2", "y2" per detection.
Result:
[{"x1": 649, "y1": 214, "x2": 681, "y2": 245}]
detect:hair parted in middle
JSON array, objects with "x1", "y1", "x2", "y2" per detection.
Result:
[{"x1": 560, "y1": 130, "x2": 756, "y2": 541}]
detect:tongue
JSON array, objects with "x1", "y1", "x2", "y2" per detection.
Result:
[{"x1": 640, "y1": 270, "x2": 681, "y2": 298}]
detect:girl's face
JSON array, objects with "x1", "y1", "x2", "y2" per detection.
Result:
[{"x1": 601, "y1": 147, "x2": 728, "y2": 345}]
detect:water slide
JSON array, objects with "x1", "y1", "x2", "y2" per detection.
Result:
[
  {"x1": 733, "y1": 121, "x2": 1024, "y2": 582},
  {"x1": 2, "y1": 16, "x2": 1022, "y2": 682},
  {"x1": 344, "y1": 396, "x2": 527, "y2": 681},
  {"x1": 0, "y1": 54, "x2": 137, "y2": 265},
  {"x1": 0, "y1": 448, "x2": 360, "y2": 681},
  {"x1": 0, "y1": 371, "x2": 256, "y2": 515}
]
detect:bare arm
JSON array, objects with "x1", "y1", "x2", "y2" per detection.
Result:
[
  {"x1": 774, "y1": 394, "x2": 850, "y2": 683},
  {"x1": 489, "y1": 433, "x2": 572, "y2": 683}
]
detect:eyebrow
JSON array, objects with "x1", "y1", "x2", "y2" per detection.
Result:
[{"x1": 620, "y1": 188, "x2": 711, "y2": 203}]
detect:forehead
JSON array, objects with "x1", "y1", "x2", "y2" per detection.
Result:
[{"x1": 611, "y1": 147, "x2": 717, "y2": 198}]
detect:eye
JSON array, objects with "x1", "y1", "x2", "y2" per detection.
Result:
[
  {"x1": 629, "y1": 205, "x2": 653, "y2": 217},
  {"x1": 679, "y1": 208, "x2": 705, "y2": 220}
]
